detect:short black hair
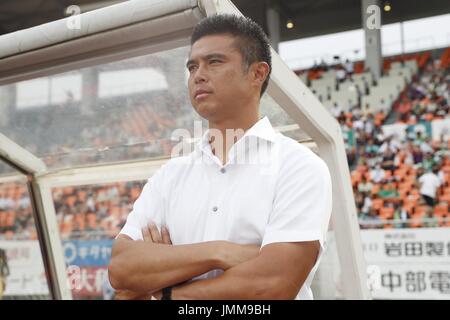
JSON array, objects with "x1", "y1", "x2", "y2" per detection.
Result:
[{"x1": 190, "y1": 14, "x2": 272, "y2": 97}]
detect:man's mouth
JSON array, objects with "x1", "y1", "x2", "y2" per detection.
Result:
[
  {"x1": 194, "y1": 89, "x2": 212, "y2": 100},
  {"x1": 195, "y1": 92, "x2": 211, "y2": 99}
]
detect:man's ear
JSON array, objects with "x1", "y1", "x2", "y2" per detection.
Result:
[{"x1": 250, "y1": 61, "x2": 270, "y2": 88}]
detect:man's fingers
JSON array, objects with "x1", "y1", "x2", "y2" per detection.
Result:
[
  {"x1": 149, "y1": 223, "x2": 162, "y2": 243},
  {"x1": 161, "y1": 226, "x2": 172, "y2": 245},
  {"x1": 142, "y1": 225, "x2": 153, "y2": 242}
]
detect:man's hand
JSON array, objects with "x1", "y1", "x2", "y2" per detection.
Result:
[
  {"x1": 142, "y1": 222, "x2": 172, "y2": 245},
  {"x1": 112, "y1": 223, "x2": 261, "y2": 300},
  {"x1": 114, "y1": 222, "x2": 171, "y2": 300}
]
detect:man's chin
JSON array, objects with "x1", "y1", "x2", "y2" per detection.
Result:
[{"x1": 193, "y1": 104, "x2": 218, "y2": 121}]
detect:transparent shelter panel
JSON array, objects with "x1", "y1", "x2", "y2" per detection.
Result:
[
  {"x1": 0, "y1": 162, "x2": 50, "y2": 299},
  {"x1": 51, "y1": 179, "x2": 146, "y2": 300},
  {"x1": 0, "y1": 42, "x2": 320, "y2": 173},
  {"x1": 0, "y1": 46, "x2": 207, "y2": 171},
  {"x1": 0, "y1": 161, "x2": 16, "y2": 177},
  {"x1": 310, "y1": 226, "x2": 345, "y2": 300},
  {"x1": 260, "y1": 94, "x2": 312, "y2": 143}
]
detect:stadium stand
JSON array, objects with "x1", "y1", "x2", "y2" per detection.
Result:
[{"x1": 0, "y1": 47, "x2": 449, "y2": 240}]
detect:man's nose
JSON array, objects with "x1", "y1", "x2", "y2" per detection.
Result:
[{"x1": 194, "y1": 65, "x2": 208, "y2": 84}]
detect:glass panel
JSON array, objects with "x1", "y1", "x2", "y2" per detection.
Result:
[
  {"x1": 0, "y1": 162, "x2": 50, "y2": 299},
  {"x1": 52, "y1": 180, "x2": 146, "y2": 300},
  {"x1": 311, "y1": 229, "x2": 344, "y2": 299},
  {"x1": 0, "y1": 161, "x2": 16, "y2": 177},
  {"x1": 0, "y1": 46, "x2": 205, "y2": 170},
  {"x1": 0, "y1": 45, "x2": 316, "y2": 172},
  {"x1": 260, "y1": 94, "x2": 312, "y2": 143}
]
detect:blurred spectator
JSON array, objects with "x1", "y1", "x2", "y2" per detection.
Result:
[
  {"x1": 331, "y1": 102, "x2": 342, "y2": 118},
  {"x1": 358, "y1": 175, "x2": 373, "y2": 194},
  {"x1": 418, "y1": 166, "x2": 442, "y2": 207},
  {"x1": 370, "y1": 164, "x2": 386, "y2": 183},
  {"x1": 377, "y1": 181, "x2": 399, "y2": 199},
  {"x1": 360, "y1": 208, "x2": 382, "y2": 229},
  {"x1": 344, "y1": 59, "x2": 354, "y2": 76},
  {"x1": 393, "y1": 201, "x2": 410, "y2": 228},
  {"x1": 381, "y1": 149, "x2": 396, "y2": 172},
  {"x1": 423, "y1": 207, "x2": 439, "y2": 228}
]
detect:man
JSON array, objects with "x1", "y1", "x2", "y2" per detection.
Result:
[
  {"x1": 418, "y1": 166, "x2": 441, "y2": 207},
  {"x1": 344, "y1": 59, "x2": 354, "y2": 77},
  {"x1": 357, "y1": 175, "x2": 373, "y2": 194},
  {"x1": 330, "y1": 102, "x2": 342, "y2": 118},
  {"x1": 108, "y1": 14, "x2": 332, "y2": 300}
]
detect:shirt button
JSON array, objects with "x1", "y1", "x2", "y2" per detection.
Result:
[
  {"x1": 220, "y1": 168, "x2": 226, "y2": 174},
  {"x1": 212, "y1": 206, "x2": 218, "y2": 212}
]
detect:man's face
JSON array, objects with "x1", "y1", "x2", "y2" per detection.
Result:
[{"x1": 187, "y1": 34, "x2": 254, "y2": 121}]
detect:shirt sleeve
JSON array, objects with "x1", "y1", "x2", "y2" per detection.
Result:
[
  {"x1": 261, "y1": 150, "x2": 333, "y2": 250},
  {"x1": 118, "y1": 166, "x2": 167, "y2": 241}
]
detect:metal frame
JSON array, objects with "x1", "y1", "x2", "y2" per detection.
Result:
[
  {"x1": 0, "y1": 0, "x2": 370, "y2": 299},
  {"x1": 0, "y1": 134, "x2": 71, "y2": 299}
]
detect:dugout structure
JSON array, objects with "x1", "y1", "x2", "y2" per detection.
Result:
[{"x1": 0, "y1": 0, "x2": 370, "y2": 299}]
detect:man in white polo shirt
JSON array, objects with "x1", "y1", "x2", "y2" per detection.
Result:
[{"x1": 108, "y1": 14, "x2": 332, "y2": 300}]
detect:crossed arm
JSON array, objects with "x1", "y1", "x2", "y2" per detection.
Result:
[{"x1": 108, "y1": 223, "x2": 320, "y2": 300}]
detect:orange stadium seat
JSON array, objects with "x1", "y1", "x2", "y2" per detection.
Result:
[
  {"x1": 384, "y1": 170, "x2": 392, "y2": 180},
  {"x1": 398, "y1": 189, "x2": 408, "y2": 199},
  {"x1": 371, "y1": 184, "x2": 380, "y2": 196},
  {"x1": 439, "y1": 193, "x2": 450, "y2": 204},
  {"x1": 380, "y1": 207, "x2": 394, "y2": 219},
  {"x1": 86, "y1": 213, "x2": 97, "y2": 229},
  {"x1": 434, "y1": 203, "x2": 449, "y2": 217},
  {"x1": 5, "y1": 211, "x2": 15, "y2": 228},
  {"x1": 0, "y1": 212, "x2": 5, "y2": 228},
  {"x1": 372, "y1": 198, "x2": 384, "y2": 210}
]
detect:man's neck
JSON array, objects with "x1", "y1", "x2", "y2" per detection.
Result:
[{"x1": 208, "y1": 111, "x2": 260, "y2": 165}]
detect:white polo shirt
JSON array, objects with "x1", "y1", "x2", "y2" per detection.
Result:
[{"x1": 119, "y1": 116, "x2": 333, "y2": 300}]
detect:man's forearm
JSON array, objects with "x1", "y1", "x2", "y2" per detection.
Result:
[
  {"x1": 170, "y1": 241, "x2": 320, "y2": 300},
  {"x1": 109, "y1": 238, "x2": 224, "y2": 293},
  {"x1": 171, "y1": 256, "x2": 295, "y2": 300}
]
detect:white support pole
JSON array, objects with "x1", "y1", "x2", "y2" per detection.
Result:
[
  {"x1": 0, "y1": 134, "x2": 70, "y2": 299},
  {"x1": 0, "y1": 133, "x2": 47, "y2": 174},
  {"x1": 28, "y1": 180, "x2": 73, "y2": 300}
]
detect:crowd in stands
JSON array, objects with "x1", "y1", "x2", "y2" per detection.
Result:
[
  {"x1": 0, "y1": 47, "x2": 449, "y2": 241},
  {"x1": 1, "y1": 92, "x2": 195, "y2": 170},
  {"x1": 54, "y1": 181, "x2": 146, "y2": 240},
  {"x1": 306, "y1": 58, "x2": 364, "y2": 83},
  {"x1": 0, "y1": 180, "x2": 146, "y2": 240},
  {"x1": 337, "y1": 52, "x2": 450, "y2": 229},
  {"x1": 396, "y1": 59, "x2": 449, "y2": 124}
]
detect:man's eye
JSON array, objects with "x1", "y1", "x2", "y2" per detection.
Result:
[
  {"x1": 188, "y1": 65, "x2": 197, "y2": 73},
  {"x1": 210, "y1": 59, "x2": 221, "y2": 64}
]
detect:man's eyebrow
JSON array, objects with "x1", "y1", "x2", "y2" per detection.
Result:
[{"x1": 186, "y1": 53, "x2": 227, "y2": 68}]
